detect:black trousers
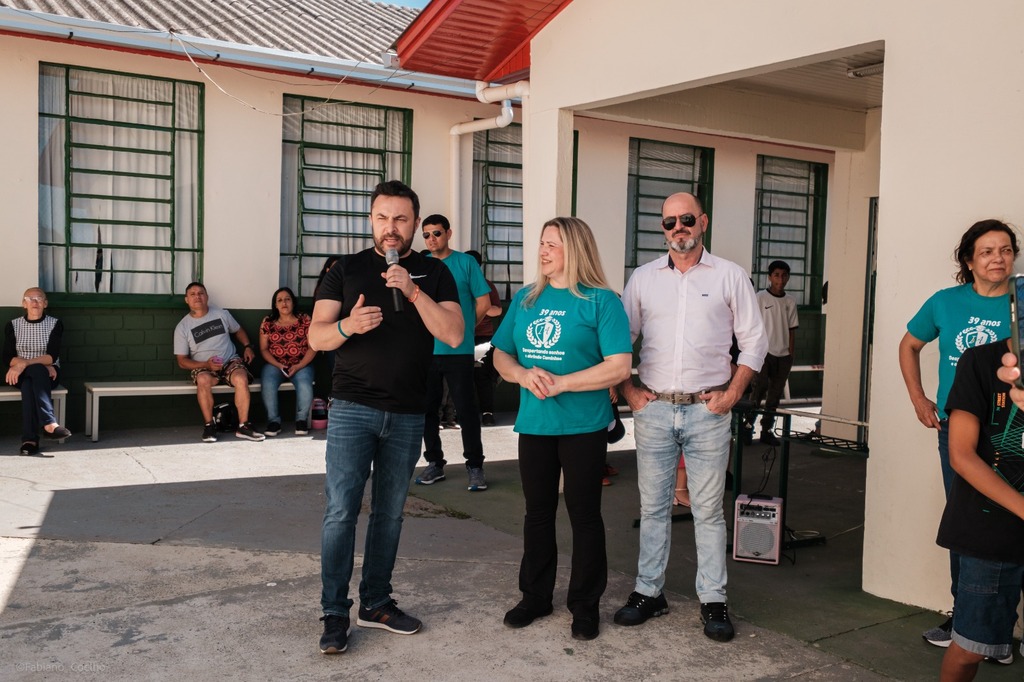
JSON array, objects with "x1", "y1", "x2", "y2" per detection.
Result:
[
  {"x1": 423, "y1": 354, "x2": 483, "y2": 468},
  {"x1": 517, "y1": 429, "x2": 607, "y2": 618}
]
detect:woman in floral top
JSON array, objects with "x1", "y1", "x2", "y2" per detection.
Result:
[{"x1": 260, "y1": 287, "x2": 315, "y2": 436}]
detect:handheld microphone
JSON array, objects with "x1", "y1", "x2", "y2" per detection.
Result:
[{"x1": 385, "y1": 249, "x2": 404, "y2": 313}]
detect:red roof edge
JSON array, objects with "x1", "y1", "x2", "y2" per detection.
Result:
[{"x1": 392, "y1": 0, "x2": 463, "y2": 64}]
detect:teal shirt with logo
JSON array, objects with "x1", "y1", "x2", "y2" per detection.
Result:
[
  {"x1": 492, "y1": 284, "x2": 632, "y2": 436},
  {"x1": 430, "y1": 250, "x2": 491, "y2": 355},
  {"x1": 906, "y1": 283, "x2": 1009, "y2": 419}
]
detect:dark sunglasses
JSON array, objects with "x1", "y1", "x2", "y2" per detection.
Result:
[
  {"x1": 422, "y1": 230, "x2": 445, "y2": 239},
  {"x1": 661, "y1": 213, "x2": 702, "y2": 230}
]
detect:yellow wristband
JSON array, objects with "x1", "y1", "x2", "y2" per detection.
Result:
[{"x1": 407, "y1": 286, "x2": 420, "y2": 303}]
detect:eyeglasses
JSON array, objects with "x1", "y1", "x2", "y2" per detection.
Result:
[
  {"x1": 23, "y1": 296, "x2": 45, "y2": 303},
  {"x1": 661, "y1": 213, "x2": 703, "y2": 230},
  {"x1": 422, "y1": 230, "x2": 445, "y2": 239}
]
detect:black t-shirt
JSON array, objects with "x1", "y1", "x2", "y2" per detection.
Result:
[
  {"x1": 937, "y1": 340, "x2": 1024, "y2": 563},
  {"x1": 316, "y1": 247, "x2": 458, "y2": 413}
]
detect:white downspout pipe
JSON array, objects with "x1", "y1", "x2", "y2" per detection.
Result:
[{"x1": 449, "y1": 80, "x2": 530, "y2": 233}]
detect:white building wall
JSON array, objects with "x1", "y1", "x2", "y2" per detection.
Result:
[
  {"x1": 0, "y1": 33, "x2": 498, "y2": 308},
  {"x1": 525, "y1": 0, "x2": 1024, "y2": 610}
]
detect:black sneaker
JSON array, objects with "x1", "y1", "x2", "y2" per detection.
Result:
[
  {"x1": 264, "y1": 421, "x2": 281, "y2": 437},
  {"x1": 236, "y1": 422, "x2": 266, "y2": 442},
  {"x1": 503, "y1": 602, "x2": 553, "y2": 629},
  {"x1": 202, "y1": 421, "x2": 217, "y2": 443},
  {"x1": 922, "y1": 613, "x2": 953, "y2": 648},
  {"x1": 295, "y1": 420, "x2": 309, "y2": 436},
  {"x1": 356, "y1": 600, "x2": 421, "y2": 635},
  {"x1": 319, "y1": 614, "x2": 350, "y2": 654},
  {"x1": 700, "y1": 602, "x2": 735, "y2": 642},
  {"x1": 481, "y1": 412, "x2": 496, "y2": 426},
  {"x1": 613, "y1": 591, "x2": 668, "y2": 626}
]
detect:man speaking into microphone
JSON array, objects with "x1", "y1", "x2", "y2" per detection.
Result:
[
  {"x1": 309, "y1": 180, "x2": 462, "y2": 655},
  {"x1": 415, "y1": 213, "x2": 492, "y2": 492}
]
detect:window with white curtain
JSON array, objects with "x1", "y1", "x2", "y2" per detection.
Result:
[
  {"x1": 471, "y1": 125, "x2": 523, "y2": 302},
  {"x1": 753, "y1": 155, "x2": 828, "y2": 307},
  {"x1": 280, "y1": 96, "x2": 412, "y2": 297},
  {"x1": 38, "y1": 64, "x2": 204, "y2": 296},
  {"x1": 625, "y1": 138, "x2": 714, "y2": 282}
]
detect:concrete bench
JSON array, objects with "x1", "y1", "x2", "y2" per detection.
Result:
[
  {"x1": 0, "y1": 384, "x2": 68, "y2": 428},
  {"x1": 84, "y1": 380, "x2": 294, "y2": 442}
]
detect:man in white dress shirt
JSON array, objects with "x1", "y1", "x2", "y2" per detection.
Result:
[{"x1": 613, "y1": 192, "x2": 767, "y2": 642}]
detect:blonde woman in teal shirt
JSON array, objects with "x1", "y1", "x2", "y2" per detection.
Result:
[{"x1": 493, "y1": 217, "x2": 632, "y2": 641}]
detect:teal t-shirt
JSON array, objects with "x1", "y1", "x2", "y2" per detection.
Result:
[
  {"x1": 430, "y1": 250, "x2": 491, "y2": 355},
  {"x1": 492, "y1": 284, "x2": 632, "y2": 436},
  {"x1": 906, "y1": 283, "x2": 1009, "y2": 419}
]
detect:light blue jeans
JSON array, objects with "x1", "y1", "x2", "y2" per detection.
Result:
[
  {"x1": 320, "y1": 400, "x2": 424, "y2": 615},
  {"x1": 633, "y1": 399, "x2": 732, "y2": 603},
  {"x1": 260, "y1": 363, "x2": 314, "y2": 423}
]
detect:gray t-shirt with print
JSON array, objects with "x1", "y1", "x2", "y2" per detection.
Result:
[{"x1": 173, "y1": 306, "x2": 240, "y2": 363}]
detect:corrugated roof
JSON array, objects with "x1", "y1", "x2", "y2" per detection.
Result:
[{"x1": 0, "y1": 0, "x2": 420, "y2": 64}]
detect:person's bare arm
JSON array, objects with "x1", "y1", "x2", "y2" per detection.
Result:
[
  {"x1": 309, "y1": 296, "x2": 383, "y2": 352},
  {"x1": 898, "y1": 331, "x2": 941, "y2": 429}
]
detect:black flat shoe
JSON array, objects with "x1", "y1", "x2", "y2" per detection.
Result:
[
  {"x1": 44, "y1": 426, "x2": 71, "y2": 440},
  {"x1": 503, "y1": 602, "x2": 553, "y2": 628},
  {"x1": 19, "y1": 441, "x2": 39, "y2": 455},
  {"x1": 571, "y1": 615, "x2": 599, "y2": 640}
]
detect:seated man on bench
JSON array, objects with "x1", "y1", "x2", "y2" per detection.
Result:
[{"x1": 173, "y1": 282, "x2": 264, "y2": 443}]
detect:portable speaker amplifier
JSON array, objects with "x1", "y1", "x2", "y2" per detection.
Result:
[{"x1": 733, "y1": 494, "x2": 783, "y2": 565}]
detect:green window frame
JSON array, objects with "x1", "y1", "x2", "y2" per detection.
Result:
[
  {"x1": 472, "y1": 125, "x2": 523, "y2": 301},
  {"x1": 281, "y1": 96, "x2": 412, "y2": 297},
  {"x1": 752, "y1": 155, "x2": 828, "y2": 307},
  {"x1": 625, "y1": 138, "x2": 714, "y2": 281},
  {"x1": 38, "y1": 63, "x2": 205, "y2": 302}
]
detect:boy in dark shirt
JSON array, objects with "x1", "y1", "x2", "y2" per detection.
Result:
[{"x1": 938, "y1": 339, "x2": 1024, "y2": 681}]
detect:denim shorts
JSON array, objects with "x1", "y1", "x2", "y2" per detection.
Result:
[{"x1": 951, "y1": 555, "x2": 1024, "y2": 659}]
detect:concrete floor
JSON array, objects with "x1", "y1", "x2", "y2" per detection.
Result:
[{"x1": 0, "y1": 415, "x2": 1018, "y2": 681}]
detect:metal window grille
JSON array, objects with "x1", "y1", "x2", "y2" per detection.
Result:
[
  {"x1": 753, "y1": 156, "x2": 828, "y2": 306},
  {"x1": 625, "y1": 138, "x2": 714, "y2": 281},
  {"x1": 38, "y1": 64, "x2": 204, "y2": 296},
  {"x1": 472, "y1": 125, "x2": 523, "y2": 302},
  {"x1": 281, "y1": 96, "x2": 412, "y2": 297}
]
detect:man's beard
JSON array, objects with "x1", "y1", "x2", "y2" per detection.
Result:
[
  {"x1": 374, "y1": 232, "x2": 411, "y2": 255},
  {"x1": 668, "y1": 235, "x2": 699, "y2": 253}
]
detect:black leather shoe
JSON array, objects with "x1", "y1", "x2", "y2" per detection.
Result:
[
  {"x1": 613, "y1": 591, "x2": 668, "y2": 626},
  {"x1": 700, "y1": 602, "x2": 735, "y2": 642},
  {"x1": 503, "y1": 602, "x2": 553, "y2": 629},
  {"x1": 571, "y1": 614, "x2": 599, "y2": 640}
]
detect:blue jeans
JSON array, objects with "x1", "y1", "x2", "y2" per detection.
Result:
[
  {"x1": 951, "y1": 556, "x2": 1024, "y2": 659},
  {"x1": 937, "y1": 422, "x2": 961, "y2": 600},
  {"x1": 320, "y1": 400, "x2": 424, "y2": 615},
  {"x1": 260, "y1": 364, "x2": 314, "y2": 423},
  {"x1": 17, "y1": 364, "x2": 59, "y2": 442},
  {"x1": 633, "y1": 399, "x2": 731, "y2": 603}
]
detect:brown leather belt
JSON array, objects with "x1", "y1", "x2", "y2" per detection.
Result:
[{"x1": 651, "y1": 382, "x2": 730, "y2": 405}]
